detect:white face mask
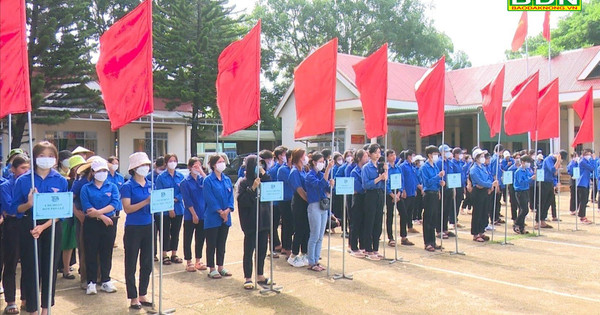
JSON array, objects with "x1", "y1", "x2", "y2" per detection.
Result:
[
  {"x1": 316, "y1": 162, "x2": 325, "y2": 171},
  {"x1": 444, "y1": 152, "x2": 452, "y2": 159},
  {"x1": 94, "y1": 171, "x2": 108, "y2": 182},
  {"x1": 467, "y1": 158, "x2": 473, "y2": 164},
  {"x1": 267, "y1": 160, "x2": 274, "y2": 169},
  {"x1": 584, "y1": 155, "x2": 591, "y2": 160},
  {"x1": 36, "y1": 157, "x2": 56, "y2": 170},
  {"x1": 432, "y1": 155, "x2": 439, "y2": 163},
  {"x1": 417, "y1": 161, "x2": 423, "y2": 167},
  {"x1": 524, "y1": 162, "x2": 531, "y2": 168},
  {"x1": 110, "y1": 164, "x2": 119, "y2": 172},
  {"x1": 61, "y1": 159, "x2": 70, "y2": 169},
  {"x1": 216, "y1": 162, "x2": 226, "y2": 173},
  {"x1": 135, "y1": 165, "x2": 150, "y2": 177},
  {"x1": 459, "y1": 154, "x2": 464, "y2": 160},
  {"x1": 336, "y1": 159, "x2": 343, "y2": 165},
  {"x1": 167, "y1": 161, "x2": 177, "y2": 170},
  {"x1": 282, "y1": 156, "x2": 287, "y2": 164},
  {"x1": 345, "y1": 156, "x2": 352, "y2": 163},
  {"x1": 479, "y1": 157, "x2": 486, "y2": 164},
  {"x1": 302, "y1": 156, "x2": 309, "y2": 166}
]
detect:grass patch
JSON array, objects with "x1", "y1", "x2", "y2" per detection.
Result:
[{"x1": 489, "y1": 232, "x2": 539, "y2": 244}]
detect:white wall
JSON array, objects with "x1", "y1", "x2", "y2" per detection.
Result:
[{"x1": 30, "y1": 120, "x2": 115, "y2": 156}]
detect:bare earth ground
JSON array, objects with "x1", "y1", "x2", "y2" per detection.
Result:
[{"x1": 10, "y1": 194, "x2": 600, "y2": 314}]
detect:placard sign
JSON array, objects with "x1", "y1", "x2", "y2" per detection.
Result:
[
  {"x1": 34, "y1": 192, "x2": 74, "y2": 220},
  {"x1": 572, "y1": 167, "x2": 580, "y2": 180},
  {"x1": 447, "y1": 173, "x2": 462, "y2": 189},
  {"x1": 261, "y1": 181, "x2": 284, "y2": 202},
  {"x1": 151, "y1": 188, "x2": 174, "y2": 214},
  {"x1": 389, "y1": 173, "x2": 402, "y2": 190},
  {"x1": 536, "y1": 169, "x2": 545, "y2": 182},
  {"x1": 335, "y1": 177, "x2": 354, "y2": 195},
  {"x1": 503, "y1": 171, "x2": 514, "y2": 185}
]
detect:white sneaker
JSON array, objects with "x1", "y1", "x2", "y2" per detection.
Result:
[
  {"x1": 485, "y1": 224, "x2": 495, "y2": 231},
  {"x1": 0, "y1": 286, "x2": 4, "y2": 294},
  {"x1": 86, "y1": 283, "x2": 97, "y2": 295},
  {"x1": 292, "y1": 256, "x2": 305, "y2": 268},
  {"x1": 301, "y1": 255, "x2": 309, "y2": 267},
  {"x1": 100, "y1": 281, "x2": 117, "y2": 293},
  {"x1": 287, "y1": 255, "x2": 296, "y2": 266}
]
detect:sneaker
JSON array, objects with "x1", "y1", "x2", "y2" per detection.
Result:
[
  {"x1": 100, "y1": 281, "x2": 117, "y2": 293},
  {"x1": 485, "y1": 225, "x2": 495, "y2": 231},
  {"x1": 86, "y1": 283, "x2": 97, "y2": 295},
  {"x1": 301, "y1": 255, "x2": 309, "y2": 266},
  {"x1": 292, "y1": 256, "x2": 305, "y2": 268},
  {"x1": 287, "y1": 255, "x2": 296, "y2": 266}
]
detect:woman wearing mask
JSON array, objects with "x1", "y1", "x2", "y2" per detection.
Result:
[
  {"x1": 107, "y1": 157, "x2": 125, "y2": 218},
  {"x1": 277, "y1": 151, "x2": 294, "y2": 257},
  {"x1": 349, "y1": 150, "x2": 367, "y2": 257},
  {"x1": 155, "y1": 153, "x2": 185, "y2": 265},
  {"x1": 469, "y1": 149, "x2": 498, "y2": 242},
  {"x1": 180, "y1": 157, "x2": 207, "y2": 272},
  {"x1": 57, "y1": 150, "x2": 76, "y2": 280},
  {"x1": 203, "y1": 154, "x2": 234, "y2": 279},
  {"x1": 361, "y1": 144, "x2": 387, "y2": 260},
  {"x1": 12, "y1": 141, "x2": 67, "y2": 314},
  {"x1": 80, "y1": 159, "x2": 120, "y2": 295},
  {"x1": 1, "y1": 154, "x2": 30, "y2": 314},
  {"x1": 70, "y1": 155, "x2": 93, "y2": 290},
  {"x1": 287, "y1": 149, "x2": 309, "y2": 268},
  {"x1": 121, "y1": 152, "x2": 153, "y2": 309},
  {"x1": 305, "y1": 153, "x2": 334, "y2": 271}
]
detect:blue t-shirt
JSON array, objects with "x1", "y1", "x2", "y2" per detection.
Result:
[
  {"x1": 155, "y1": 170, "x2": 185, "y2": 216},
  {"x1": 419, "y1": 161, "x2": 441, "y2": 192},
  {"x1": 106, "y1": 171, "x2": 125, "y2": 211},
  {"x1": 180, "y1": 174, "x2": 205, "y2": 221},
  {"x1": 120, "y1": 178, "x2": 152, "y2": 226},
  {"x1": 203, "y1": 172, "x2": 234, "y2": 229},
  {"x1": 288, "y1": 167, "x2": 306, "y2": 194},
  {"x1": 351, "y1": 165, "x2": 365, "y2": 194},
  {"x1": 11, "y1": 169, "x2": 68, "y2": 220},
  {"x1": 362, "y1": 161, "x2": 384, "y2": 191},
  {"x1": 277, "y1": 165, "x2": 293, "y2": 201},
  {"x1": 400, "y1": 161, "x2": 418, "y2": 197},
  {"x1": 1, "y1": 177, "x2": 17, "y2": 217},
  {"x1": 305, "y1": 169, "x2": 330, "y2": 204},
  {"x1": 80, "y1": 180, "x2": 120, "y2": 218}
]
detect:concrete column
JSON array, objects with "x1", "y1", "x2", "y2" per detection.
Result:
[
  {"x1": 567, "y1": 108, "x2": 574, "y2": 155},
  {"x1": 415, "y1": 123, "x2": 422, "y2": 154},
  {"x1": 454, "y1": 118, "x2": 461, "y2": 147}
]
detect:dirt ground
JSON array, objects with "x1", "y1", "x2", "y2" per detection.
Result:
[{"x1": 10, "y1": 193, "x2": 600, "y2": 314}]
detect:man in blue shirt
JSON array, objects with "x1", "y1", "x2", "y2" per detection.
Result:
[
  {"x1": 277, "y1": 151, "x2": 294, "y2": 257},
  {"x1": 361, "y1": 144, "x2": 387, "y2": 260},
  {"x1": 567, "y1": 152, "x2": 579, "y2": 214},
  {"x1": 385, "y1": 150, "x2": 413, "y2": 247},
  {"x1": 419, "y1": 145, "x2": 445, "y2": 251},
  {"x1": 513, "y1": 155, "x2": 535, "y2": 234},
  {"x1": 469, "y1": 148, "x2": 498, "y2": 242},
  {"x1": 537, "y1": 150, "x2": 567, "y2": 228},
  {"x1": 489, "y1": 144, "x2": 505, "y2": 226},
  {"x1": 576, "y1": 148, "x2": 594, "y2": 224},
  {"x1": 266, "y1": 147, "x2": 287, "y2": 255},
  {"x1": 400, "y1": 150, "x2": 419, "y2": 234}
]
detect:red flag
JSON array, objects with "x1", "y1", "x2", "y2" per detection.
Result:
[
  {"x1": 512, "y1": 12, "x2": 528, "y2": 52},
  {"x1": 480, "y1": 66, "x2": 505, "y2": 138},
  {"x1": 572, "y1": 87, "x2": 594, "y2": 147},
  {"x1": 216, "y1": 21, "x2": 261, "y2": 137},
  {"x1": 532, "y1": 78, "x2": 559, "y2": 141},
  {"x1": 96, "y1": 0, "x2": 153, "y2": 131},
  {"x1": 0, "y1": 0, "x2": 31, "y2": 118},
  {"x1": 352, "y1": 44, "x2": 388, "y2": 139},
  {"x1": 543, "y1": 11, "x2": 551, "y2": 42},
  {"x1": 504, "y1": 72, "x2": 538, "y2": 136},
  {"x1": 510, "y1": 71, "x2": 538, "y2": 98},
  {"x1": 294, "y1": 38, "x2": 338, "y2": 139},
  {"x1": 415, "y1": 56, "x2": 445, "y2": 137}
]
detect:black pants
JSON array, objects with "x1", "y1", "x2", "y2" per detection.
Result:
[
  {"x1": 350, "y1": 193, "x2": 365, "y2": 251},
  {"x1": 362, "y1": 190, "x2": 384, "y2": 252},
  {"x1": 404, "y1": 196, "x2": 415, "y2": 229},
  {"x1": 271, "y1": 204, "x2": 281, "y2": 248},
  {"x1": 515, "y1": 190, "x2": 530, "y2": 229},
  {"x1": 509, "y1": 185, "x2": 518, "y2": 221},
  {"x1": 153, "y1": 214, "x2": 160, "y2": 257},
  {"x1": 570, "y1": 179, "x2": 576, "y2": 212},
  {"x1": 124, "y1": 224, "x2": 152, "y2": 299},
  {"x1": 161, "y1": 214, "x2": 183, "y2": 253},
  {"x1": 84, "y1": 217, "x2": 117, "y2": 284},
  {"x1": 332, "y1": 194, "x2": 344, "y2": 224},
  {"x1": 550, "y1": 188, "x2": 557, "y2": 219},
  {"x1": 438, "y1": 189, "x2": 454, "y2": 232},
  {"x1": 20, "y1": 218, "x2": 61, "y2": 313},
  {"x1": 577, "y1": 186, "x2": 590, "y2": 218},
  {"x1": 529, "y1": 184, "x2": 537, "y2": 211},
  {"x1": 386, "y1": 194, "x2": 408, "y2": 239},
  {"x1": 489, "y1": 189, "x2": 501, "y2": 223},
  {"x1": 471, "y1": 188, "x2": 489, "y2": 236},
  {"x1": 3, "y1": 217, "x2": 24, "y2": 303},
  {"x1": 462, "y1": 189, "x2": 472, "y2": 210},
  {"x1": 291, "y1": 193, "x2": 309, "y2": 255},
  {"x1": 279, "y1": 200, "x2": 293, "y2": 251},
  {"x1": 422, "y1": 191, "x2": 439, "y2": 246},
  {"x1": 414, "y1": 190, "x2": 424, "y2": 219},
  {"x1": 205, "y1": 224, "x2": 229, "y2": 268},
  {"x1": 538, "y1": 182, "x2": 554, "y2": 222},
  {"x1": 183, "y1": 219, "x2": 205, "y2": 261},
  {"x1": 243, "y1": 230, "x2": 268, "y2": 279}
]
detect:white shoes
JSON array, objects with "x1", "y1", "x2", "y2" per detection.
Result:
[
  {"x1": 86, "y1": 283, "x2": 97, "y2": 295},
  {"x1": 101, "y1": 281, "x2": 117, "y2": 293}
]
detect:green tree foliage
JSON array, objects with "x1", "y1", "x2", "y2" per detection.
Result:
[{"x1": 449, "y1": 50, "x2": 472, "y2": 70}]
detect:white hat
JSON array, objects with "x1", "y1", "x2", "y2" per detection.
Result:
[
  {"x1": 537, "y1": 154, "x2": 544, "y2": 160},
  {"x1": 503, "y1": 150, "x2": 511, "y2": 158},
  {"x1": 72, "y1": 146, "x2": 92, "y2": 155},
  {"x1": 414, "y1": 155, "x2": 425, "y2": 161},
  {"x1": 91, "y1": 158, "x2": 109, "y2": 172},
  {"x1": 128, "y1": 152, "x2": 151, "y2": 171},
  {"x1": 76, "y1": 155, "x2": 105, "y2": 175},
  {"x1": 472, "y1": 148, "x2": 488, "y2": 159}
]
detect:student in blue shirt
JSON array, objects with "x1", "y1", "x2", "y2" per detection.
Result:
[
  {"x1": 537, "y1": 150, "x2": 567, "y2": 228},
  {"x1": 1, "y1": 154, "x2": 29, "y2": 314},
  {"x1": 437, "y1": 144, "x2": 459, "y2": 238},
  {"x1": 489, "y1": 145, "x2": 505, "y2": 226},
  {"x1": 180, "y1": 157, "x2": 208, "y2": 272},
  {"x1": 12, "y1": 141, "x2": 68, "y2": 314},
  {"x1": 349, "y1": 150, "x2": 368, "y2": 257},
  {"x1": 576, "y1": 148, "x2": 594, "y2": 224},
  {"x1": 121, "y1": 152, "x2": 153, "y2": 310},
  {"x1": 385, "y1": 150, "x2": 414, "y2": 247},
  {"x1": 146, "y1": 156, "x2": 165, "y2": 261},
  {"x1": 513, "y1": 155, "x2": 535, "y2": 234},
  {"x1": 331, "y1": 152, "x2": 344, "y2": 232},
  {"x1": 287, "y1": 149, "x2": 309, "y2": 268},
  {"x1": 507, "y1": 152, "x2": 522, "y2": 222},
  {"x1": 419, "y1": 146, "x2": 445, "y2": 251},
  {"x1": 304, "y1": 153, "x2": 334, "y2": 271},
  {"x1": 469, "y1": 148, "x2": 498, "y2": 242},
  {"x1": 413, "y1": 155, "x2": 426, "y2": 222},
  {"x1": 361, "y1": 144, "x2": 387, "y2": 260},
  {"x1": 449, "y1": 147, "x2": 465, "y2": 229},
  {"x1": 80, "y1": 159, "x2": 120, "y2": 295},
  {"x1": 2, "y1": 149, "x2": 24, "y2": 180},
  {"x1": 277, "y1": 151, "x2": 294, "y2": 257},
  {"x1": 106, "y1": 156, "x2": 125, "y2": 217},
  {"x1": 155, "y1": 153, "x2": 186, "y2": 265},
  {"x1": 567, "y1": 152, "x2": 579, "y2": 215},
  {"x1": 69, "y1": 155, "x2": 92, "y2": 289},
  {"x1": 461, "y1": 155, "x2": 474, "y2": 215},
  {"x1": 203, "y1": 154, "x2": 235, "y2": 279},
  {"x1": 399, "y1": 151, "x2": 420, "y2": 234},
  {"x1": 261, "y1": 149, "x2": 282, "y2": 257}
]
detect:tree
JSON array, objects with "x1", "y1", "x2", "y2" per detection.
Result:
[{"x1": 449, "y1": 50, "x2": 472, "y2": 70}]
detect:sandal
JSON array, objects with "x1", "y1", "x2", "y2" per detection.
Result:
[
  {"x1": 243, "y1": 280, "x2": 254, "y2": 290},
  {"x1": 171, "y1": 255, "x2": 183, "y2": 264},
  {"x1": 365, "y1": 253, "x2": 381, "y2": 261},
  {"x1": 4, "y1": 304, "x2": 19, "y2": 314},
  {"x1": 269, "y1": 252, "x2": 280, "y2": 259},
  {"x1": 129, "y1": 303, "x2": 142, "y2": 310},
  {"x1": 219, "y1": 268, "x2": 232, "y2": 277},
  {"x1": 207, "y1": 270, "x2": 222, "y2": 279},
  {"x1": 162, "y1": 256, "x2": 172, "y2": 265},
  {"x1": 186, "y1": 262, "x2": 196, "y2": 272},
  {"x1": 388, "y1": 240, "x2": 396, "y2": 247},
  {"x1": 62, "y1": 273, "x2": 76, "y2": 280},
  {"x1": 257, "y1": 278, "x2": 275, "y2": 286},
  {"x1": 140, "y1": 301, "x2": 153, "y2": 307},
  {"x1": 308, "y1": 265, "x2": 323, "y2": 272},
  {"x1": 195, "y1": 262, "x2": 207, "y2": 271},
  {"x1": 473, "y1": 237, "x2": 485, "y2": 242},
  {"x1": 425, "y1": 245, "x2": 435, "y2": 252}
]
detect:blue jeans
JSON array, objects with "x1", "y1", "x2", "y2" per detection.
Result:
[{"x1": 307, "y1": 202, "x2": 328, "y2": 266}]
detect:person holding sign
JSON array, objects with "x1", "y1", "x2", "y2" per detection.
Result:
[
  {"x1": 537, "y1": 150, "x2": 567, "y2": 229},
  {"x1": 1, "y1": 154, "x2": 30, "y2": 314},
  {"x1": 513, "y1": 155, "x2": 535, "y2": 234},
  {"x1": 237, "y1": 156, "x2": 272, "y2": 288},
  {"x1": 180, "y1": 157, "x2": 208, "y2": 272},
  {"x1": 576, "y1": 149, "x2": 594, "y2": 224},
  {"x1": 361, "y1": 144, "x2": 387, "y2": 260},
  {"x1": 12, "y1": 141, "x2": 68, "y2": 314},
  {"x1": 469, "y1": 148, "x2": 498, "y2": 243},
  {"x1": 349, "y1": 150, "x2": 367, "y2": 258},
  {"x1": 120, "y1": 152, "x2": 153, "y2": 310},
  {"x1": 287, "y1": 149, "x2": 309, "y2": 268},
  {"x1": 567, "y1": 152, "x2": 579, "y2": 215},
  {"x1": 203, "y1": 154, "x2": 235, "y2": 279},
  {"x1": 80, "y1": 158, "x2": 120, "y2": 295}
]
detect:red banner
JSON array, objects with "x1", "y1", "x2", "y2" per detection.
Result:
[
  {"x1": 532, "y1": 78, "x2": 559, "y2": 141},
  {"x1": 481, "y1": 66, "x2": 505, "y2": 138},
  {"x1": 415, "y1": 56, "x2": 445, "y2": 137},
  {"x1": 572, "y1": 87, "x2": 594, "y2": 147},
  {"x1": 504, "y1": 72, "x2": 538, "y2": 136}
]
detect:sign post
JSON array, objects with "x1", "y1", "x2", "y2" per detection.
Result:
[
  {"x1": 447, "y1": 173, "x2": 465, "y2": 255},
  {"x1": 260, "y1": 182, "x2": 284, "y2": 294},
  {"x1": 333, "y1": 177, "x2": 355, "y2": 280},
  {"x1": 150, "y1": 188, "x2": 175, "y2": 314},
  {"x1": 501, "y1": 171, "x2": 514, "y2": 245}
]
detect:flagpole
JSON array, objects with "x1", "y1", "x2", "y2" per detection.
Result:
[
  {"x1": 326, "y1": 131, "x2": 334, "y2": 276},
  {"x1": 27, "y1": 112, "x2": 41, "y2": 314},
  {"x1": 477, "y1": 110, "x2": 481, "y2": 148},
  {"x1": 8, "y1": 113, "x2": 11, "y2": 153},
  {"x1": 440, "y1": 131, "x2": 445, "y2": 251},
  {"x1": 255, "y1": 120, "x2": 260, "y2": 290},
  {"x1": 150, "y1": 112, "x2": 155, "y2": 308},
  {"x1": 491, "y1": 134, "x2": 501, "y2": 242},
  {"x1": 526, "y1": 37, "x2": 532, "y2": 152}
]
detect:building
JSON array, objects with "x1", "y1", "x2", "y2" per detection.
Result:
[{"x1": 274, "y1": 46, "x2": 600, "y2": 154}]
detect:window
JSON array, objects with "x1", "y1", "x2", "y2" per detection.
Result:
[
  {"x1": 133, "y1": 132, "x2": 168, "y2": 159},
  {"x1": 316, "y1": 129, "x2": 345, "y2": 152},
  {"x1": 45, "y1": 131, "x2": 97, "y2": 152}
]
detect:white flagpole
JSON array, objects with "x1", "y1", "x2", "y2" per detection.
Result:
[
  {"x1": 150, "y1": 112, "x2": 155, "y2": 308},
  {"x1": 27, "y1": 112, "x2": 41, "y2": 314},
  {"x1": 255, "y1": 121, "x2": 260, "y2": 290},
  {"x1": 326, "y1": 131, "x2": 334, "y2": 276}
]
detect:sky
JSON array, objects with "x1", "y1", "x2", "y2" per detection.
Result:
[{"x1": 228, "y1": 0, "x2": 571, "y2": 67}]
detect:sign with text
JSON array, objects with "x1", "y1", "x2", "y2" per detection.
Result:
[
  {"x1": 447, "y1": 173, "x2": 462, "y2": 189},
  {"x1": 389, "y1": 173, "x2": 402, "y2": 190},
  {"x1": 260, "y1": 181, "x2": 284, "y2": 202},
  {"x1": 335, "y1": 177, "x2": 354, "y2": 195},
  {"x1": 536, "y1": 169, "x2": 545, "y2": 182},
  {"x1": 151, "y1": 188, "x2": 174, "y2": 214},
  {"x1": 572, "y1": 167, "x2": 580, "y2": 180},
  {"x1": 503, "y1": 171, "x2": 514, "y2": 185},
  {"x1": 34, "y1": 192, "x2": 73, "y2": 220}
]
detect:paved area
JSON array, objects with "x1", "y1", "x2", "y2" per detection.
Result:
[{"x1": 9, "y1": 194, "x2": 600, "y2": 314}]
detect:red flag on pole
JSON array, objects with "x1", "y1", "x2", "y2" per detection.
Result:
[
  {"x1": 512, "y1": 12, "x2": 528, "y2": 52},
  {"x1": 0, "y1": 0, "x2": 31, "y2": 118},
  {"x1": 96, "y1": 0, "x2": 153, "y2": 131},
  {"x1": 216, "y1": 21, "x2": 261, "y2": 137},
  {"x1": 415, "y1": 56, "x2": 446, "y2": 137},
  {"x1": 480, "y1": 65, "x2": 505, "y2": 138},
  {"x1": 543, "y1": 11, "x2": 551, "y2": 42},
  {"x1": 352, "y1": 43, "x2": 388, "y2": 139},
  {"x1": 532, "y1": 78, "x2": 559, "y2": 141},
  {"x1": 294, "y1": 38, "x2": 338, "y2": 139},
  {"x1": 504, "y1": 72, "x2": 539, "y2": 136},
  {"x1": 572, "y1": 86, "x2": 594, "y2": 147}
]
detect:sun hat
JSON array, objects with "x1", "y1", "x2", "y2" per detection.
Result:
[
  {"x1": 72, "y1": 146, "x2": 92, "y2": 155},
  {"x1": 128, "y1": 152, "x2": 152, "y2": 171},
  {"x1": 76, "y1": 155, "x2": 105, "y2": 175},
  {"x1": 91, "y1": 159, "x2": 109, "y2": 172},
  {"x1": 68, "y1": 155, "x2": 86, "y2": 170}
]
